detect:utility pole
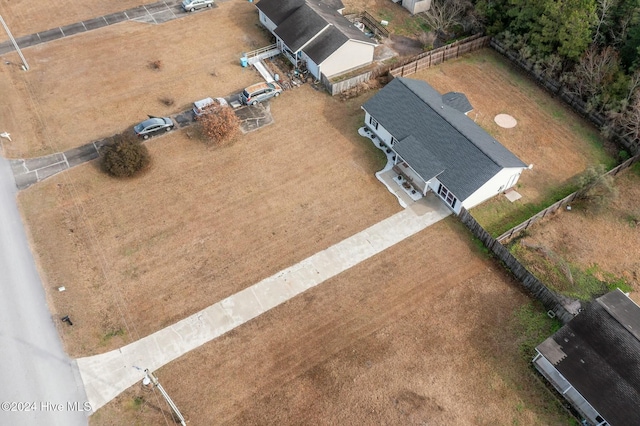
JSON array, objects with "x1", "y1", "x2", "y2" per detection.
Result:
[
  {"x1": 144, "y1": 369, "x2": 187, "y2": 426},
  {"x1": 0, "y1": 14, "x2": 29, "y2": 71}
]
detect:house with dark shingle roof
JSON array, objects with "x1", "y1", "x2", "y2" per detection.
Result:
[
  {"x1": 533, "y1": 289, "x2": 640, "y2": 426},
  {"x1": 361, "y1": 77, "x2": 528, "y2": 214},
  {"x1": 255, "y1": 0, "x2": 377, "y2": 80}
]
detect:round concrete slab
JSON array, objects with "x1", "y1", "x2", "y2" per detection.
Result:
[{"x1": 495, "y1": 113, "x2": 517, "y2": 128}]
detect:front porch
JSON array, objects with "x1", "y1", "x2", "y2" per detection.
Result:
[{"x1": 359, "y1": 126, "x2": 433, "y2": 208}]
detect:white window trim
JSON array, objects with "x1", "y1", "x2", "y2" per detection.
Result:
[{"x1": 437, "y1": 183, "x2": 457, "y2": 209}]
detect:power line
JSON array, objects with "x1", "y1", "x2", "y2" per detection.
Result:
[
  {"x1": 144, "y1": 369, "x2": 187, "y2": 426},
  {"x1": 0, "y1": 14, "x2": 29, "y2": 70}
]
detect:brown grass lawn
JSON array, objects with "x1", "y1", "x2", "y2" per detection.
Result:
[
  {"x1": 90, "y1": 219, "x2": 572, "y2": 426},
  {"x1": 18, "y1": 84, "x2": 400, "y2": 356},
  {"x1": 513, "y1": 165, "x2": 640, "y2": 303},
  {"x1": 0, "y1": 0, "x2": 270, "y2": 158},
  {"x1": 0, "y1": 0, "x2": 165, "y2": 39},
  {"x1": 412, "y1": 50, "x2": 616, "y2": 234},
  {"x1": 6, "y1": 4, "x2": 614, "y2": 421}
]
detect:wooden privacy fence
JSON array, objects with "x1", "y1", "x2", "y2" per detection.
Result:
[
  {"x1": 490, "y1": 38, "x2": 638, "y2": 155},
  {"x1": 389, "y1": 35, "x2": 490, "y2": 78},
  {"x1": 322, "y1": 71, "x2": 374, "y2": 96},
  {"x1": 322, "y1": 34, "x2": 490, "y2": 95},
  {"x1": 458, "y1": 208, "x2": 576, "y2": 324},
  {"x1": 497, "y1": 153, "x2": 640, "y2": 242}
]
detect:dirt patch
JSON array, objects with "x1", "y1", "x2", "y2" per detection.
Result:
[
  {"x1": 0, "y1": 1, "x2": 270, "y2": 158},
  {"x1": 389, "y1": 34, "x2": 424, "y2": 57},
  {"x1": 89, "y1": 220, "x2": 572, "y2": 425}
]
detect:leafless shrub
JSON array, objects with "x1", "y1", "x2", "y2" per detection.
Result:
[
  {"x1": 418, "y1": 31, "x2": 437, "y2": 50},
  {"x1": 198, "y1": 105, "x2": 240, "y2": 146}
]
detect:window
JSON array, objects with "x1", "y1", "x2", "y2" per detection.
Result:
[
  {"x1": 391, "y1": 137, "x2": 398, "y2": 145},
  {"x1": 437, "y1": 183, "x2": 457, "y2": 209},
  {"x1": 369, "y1": 116, "x2": 379, "y2": 130}
]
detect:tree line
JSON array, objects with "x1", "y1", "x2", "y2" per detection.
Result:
[{"x1": 422, "y1": 0, "x2": 640, "y2": 150}]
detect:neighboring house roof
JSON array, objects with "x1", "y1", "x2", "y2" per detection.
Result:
[
  {"x1": 256, "y1": 0, "x2": 375, "y2": 58},
  {"x1": 362, "y1": 77, "x2": 526, "y2": 200},
  {"x1": 320, "y1": 0, "x2": 345, "y2": 11},
  {"x1": 536, "y1": 289, "x2": 640, "y2": 426},
  {"x1": 274, "y1": 4, "x2": 329, "y2": 52},
  {"x1": 442, "y1": 92, "x2": 473, "y2": 114},
  {"x1": 303, "y1": 25, "x2": 348, "y2": 64},
  {"x1": 255, "y1": 0, "x2": 304, "y2": 26}
]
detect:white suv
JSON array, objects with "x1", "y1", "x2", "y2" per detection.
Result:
[{"x1": 182, "y1": 0, "x2": 213, "y2": 12}]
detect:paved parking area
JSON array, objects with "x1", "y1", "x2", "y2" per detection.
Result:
[{"x1": 0, "y1": 0, "x2": 218, "y2": 55}]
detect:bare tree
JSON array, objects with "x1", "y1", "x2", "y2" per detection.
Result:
[
  {"x1": 593, "y1": 0, "x2": 614, "y2": 44},
  {"x1": 570, "y1": 45, "x2": 619, "y2": 99},
  {"x1": 418, "y1": 0, "x2": 472, "y2": 37},
  {"x1": 610, "y1": 10, "x2": 634, "y2": 46},
  {"x1": 607, "y1": 74, "x2": 640, "y2": 148},
  {"x1": 617, "y1": 96, "x2": 640, "y2": 144}
]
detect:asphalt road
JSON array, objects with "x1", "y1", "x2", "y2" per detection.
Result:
[{"x1": 0, "y1": 157, "x2": 89, "y2": 426}]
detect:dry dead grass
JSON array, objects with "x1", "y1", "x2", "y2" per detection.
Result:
[
  {"x1": 0, "y1": 0, "x2": 161, "y2": 39},
  {"x1": 90, "y1": 219, "x2": 571, "y2": 426},
  {"x1": 413, "y1": 50, "x2": 613, "y2": 205},
  {"x1": 18, "y1": 84, "x2": 399, "y2": 356},
  {"x1": 5, "y1": 3, "x2": 610, "y2": 423},
  {"x1": 0, "y1": 1, "x2": 270, "y2": 158},
  {"x1": 517, "y1": 167, "x2": 640, "y2": 303}
]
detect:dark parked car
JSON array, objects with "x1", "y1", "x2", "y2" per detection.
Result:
[{"x1": 134, "y1": 117, "x2": 174, "y2": 139}]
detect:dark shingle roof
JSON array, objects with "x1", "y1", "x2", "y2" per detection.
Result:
[
  {"x1": 393, "y1": 135, "x2": 445, "y2": 181},
  {"x1": 320, "y1": 0, "x2": 344, "y2": 11},
  {"x1": 303, "y1": 25, "x2": 348, "y2": 64},
  {"x1": 362, "y1": 77, "x2": 526, "y2": 200},
  {"x1": 306, "y1": 1, "x2": 372, "y2": 45},
  {"x1": 257, "y1": 0, "x2": 374, "y2": 58},
  {"x1": 442, "y1": 92, "x2": 473, "y2": 114},
  {"x1": 537, "y1": 290, "x2": 640, "y2": 426},
  {"x1": 255, "y1": 0, "x2": 304, "y2": 26},
  {"x1": 274, "y1": 4, "x2": 329, "y2": 52}
]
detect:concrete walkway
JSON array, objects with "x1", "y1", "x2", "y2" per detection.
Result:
[
  {"x1": 77, "y1": 197, "x2": 451, "y2": 412},
  {"x1": 0, "y1": 0, "x2": 217, "y2": 55}
]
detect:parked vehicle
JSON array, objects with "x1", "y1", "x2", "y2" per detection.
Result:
[
  {"x1": 192, "y1": 97, "x2": 228, "y2": 119},
  {"x1": 182, "y1": 0, "x2": 214, "y2": 12},
  {"x1": 133, "y1": 117, "x2": 174, "y2": 139},
  {"x1": 240, "y1": 82, "x2": 283, "y2": 106}
]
